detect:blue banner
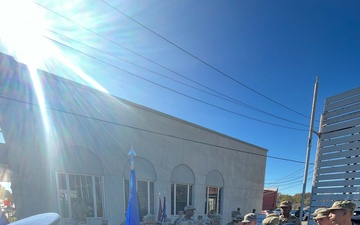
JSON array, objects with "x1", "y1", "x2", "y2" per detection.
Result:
[{"x1": 126, "y1": 169, "x2": 140, "y2": 225}]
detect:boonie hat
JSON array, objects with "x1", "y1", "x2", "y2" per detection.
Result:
[
  {"x1": 242, "y1": 213, "x2": 257, "y2": 223},
  {"x1": 184, "y1": 205, "x2": 196, "y2": 211},
  {"x1": 313, "y1": 208, "x2": 330, "y2": 220},
  {"x1": 280, "y1": 201, "x2": 292, "y2": 207},
  {"x1": 329, "y1": 201, "x2": 356, "y2": 212},
  {"x1": 262, "y1": 214, "x2": 279, "y2": 225}
]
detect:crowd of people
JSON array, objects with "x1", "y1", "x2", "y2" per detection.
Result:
[{"x1": 134, "y1": 200, "x2": 356, "y2": 225}]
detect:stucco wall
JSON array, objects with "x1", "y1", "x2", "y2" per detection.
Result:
[{"x1": 0, "y1": 53, "x2": 267, "y2": 225}]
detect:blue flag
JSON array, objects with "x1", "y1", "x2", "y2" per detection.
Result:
[
  {"x1": 161, "y1": 196, "x2": 167, "y2": 223},
  {"x1": 126, "y1": 169, "x2": 140, "y2": 225}
]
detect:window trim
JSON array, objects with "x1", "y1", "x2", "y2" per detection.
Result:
[{"x1": 55, "y1": 172, "x2": 104, "y2": 219}]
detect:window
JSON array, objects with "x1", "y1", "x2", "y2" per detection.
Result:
[
  {"x1": 124, "y1": 179, "x2": 154, "y2": 220},
  {"x1": 171, "y1": 183, "x2": 193, "y2": 215},
  {"x1": 57, "y1": 173, "x2": 104, "y2": 219},
  {"x1": 205, "y1": 187, "x2": 221, "y2": 214}
]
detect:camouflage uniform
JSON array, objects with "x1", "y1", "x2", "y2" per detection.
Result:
[
  {"x1": 262, "y1": 214, "x2": 279, "y2": 225},
  {"x1": 278, "y1": 201, "x2": 300, "y2": 225},
  {"x1": 211, "y1": 214, "x2": 222, "y2": 225},
  {"x1": 225, "y1": 212, "x2": 243, "y2": 225},
  {"x1": 279, "y1": 215, "x2": 301, "y2": 225}
]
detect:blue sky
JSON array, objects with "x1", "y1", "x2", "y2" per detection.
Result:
[{"x1": 1, "y1": 0, "x2": 360, "y2": 195}]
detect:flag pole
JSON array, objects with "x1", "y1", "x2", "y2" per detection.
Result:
[
  {"x1": 299, "y1": 76, "x2": 319, "y2": 220},
  {"x1": 126, "y1": 147, "x2": 140, "y2": 225}
]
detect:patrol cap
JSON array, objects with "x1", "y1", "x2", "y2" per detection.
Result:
[
  {"x1": 242, "y1": 213, "x2": 257, "y2": 223},
  {"x1": 184, "y1": 205, "x2": 196, "y2": 211},
  {"x1": 280, "y1": 201, "x2": 292, "y2": 207},
  {"x1": 143, "y1": 214, "x2": 156, "y2": 223},
  {"x1": 313, "y1": 208, "x2": 330, "y2": 220},
  {"x1": 311, "y1": 208, "x2": 327, "y2": 217},
  {"x1": 211, "y1": 214, "x2": 222, "y2": 222},
  {"x1": 262, "y1": 214, "x2": 279, "y2": 225},
  {"x1": 329, "y1": 200, "x2": 356, "y2": 212}
]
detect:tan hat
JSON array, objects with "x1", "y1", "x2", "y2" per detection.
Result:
[
  {"x1": 329, "y1": 201, "x2": 356, "y2": 212},
  {"x1": 313, "y1": 208, "x2": 330, "y2": 220},
  {"x1": 211, "y1": 214, "x2": 222, "y2": 222},
  {"x1": 262, "y1": 214, "x2": 279, "y2": 225},
  {"x1": 312, "y1": 208, "x2": 328, "y2": 217},
  {"x1": 184, "y1": 205, "x2": 196, "y2": 211},
  {"x1": 242, "y1": 213, "x2": 257, "y2": 223},
  {"x1": 280, "y1": 201, "x2": 292, "y2": 207}
]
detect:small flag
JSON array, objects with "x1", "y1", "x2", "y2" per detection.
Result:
[
  {"x1": 157, "y1": 196, "x2": 162, "y2": 221},
  {"x1": 161, "y1": 196, "x2": 167, "y2": 223}
]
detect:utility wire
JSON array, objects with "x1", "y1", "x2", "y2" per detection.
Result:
[
  {"x1": 100, "y1": 0, "x2": 312, "y2": 120},
  {"x1": 0, "y1": 94, "x2": 309, "y2": 165},
  {"x1": 33, "y1": 1, "x2": 310, "y2": 128},
  {"x1": 48, "y1": 29, "x2": 309, "y2": 128},
  {"x1": 44, "y1": 34, "x2": 308, "y2": 131}
]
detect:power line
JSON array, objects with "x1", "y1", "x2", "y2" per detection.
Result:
[
  {"x1": 99, "y1": 0, "x2": 312, "y2": 120},
  {"x1": 47, "y1": 29, "x2": 309, "y2": 128},
  {"x1": 43, "y1": 34, "x2": 308, "y2": 131},
  {"x1": 32, "y1": 1, "x2": 310, "y2": 129},
  {"x1": 0, "y1": 93, "x2": 309, "y2": 164}
]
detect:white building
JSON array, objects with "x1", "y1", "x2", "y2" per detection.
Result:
[{"x1": 0, "y1": 53, "x2": 267, "y2": 225}]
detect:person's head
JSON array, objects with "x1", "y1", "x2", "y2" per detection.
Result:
[
  {"x1": 329, "y1": 200, "x2": 356, "y2": 224},
  {"x1": 210, "y1": 214, "x2": 222, "y2": 225},
  {"x1": 234, "y1": 214, "x2": 244, "y2": 225},
  {"x1": 178, "y1": 211, "x2": 184, "y2": 218},
  {"x1": 143, "y1": 214, "x2": 156, "y2": 225},
  {"x1": 262, "y1": 214, "x2": 279, "y2": 225},
  {"x1": 279, "y1": 201, "x2": 292, "y2": 216},
  {"x1": 184, "y1": 205, "x2": 196, "y2": 218},
  {"x1": 205, "y1": 218, "x2": 211, "y2": 225},
  {"x1": 312, "y1": 208, "x2": 332, "y2": 225},
  {"x1": 242, "y1": 213, "x2": 257, "y2": 225}
]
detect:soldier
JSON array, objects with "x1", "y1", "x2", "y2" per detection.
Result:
[
  {"x1": 210, "y1": 214, "x2": 222, "y2": 225},
  {"x1": 72, "y1": 196, "x2": 88, "y2": 225},
  {"x1": 262, "y1": 214, "x2": 280, "y2": 225},
  {"x1": 312, "y1": 208, "x2": 332, "y2": 225},
  {"x1": 329, "y1": 200, "x2": 356, "y2": 225},
  {"x1": 143, "y1": 214, "x2": 157, "y2": 225},
  {"x1": 278, "y1": 201, "x2": 301, "y2": 225},
  {"x1": 177, "y1": 205, "x2": 196, "y2": 225},
  {"x1": 226, "y1": 211, "x2": 242, "y2": 225},
  {"x1": 195, "y1": 215, "x2": 205, "y2": 225},
  {"x1": 241, "y1": 213, "x2": 257, "y2": 225},
  {"x1": 174, "y1": 211, "x2": 184, "y2": 225}
]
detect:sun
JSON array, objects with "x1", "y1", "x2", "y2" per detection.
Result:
[{"x1": 0, "y1": 0, "x2": 51, "y2": 67}]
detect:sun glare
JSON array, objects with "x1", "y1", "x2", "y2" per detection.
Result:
[{"x1": 0, "y1": 0, "x2": 51, "y2": 67}]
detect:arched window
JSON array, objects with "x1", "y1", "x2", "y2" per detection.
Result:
[{"x1": 170, "y1": 165, "x2": 195, "y2": 215}]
